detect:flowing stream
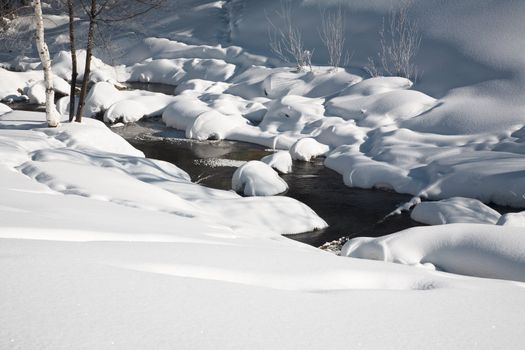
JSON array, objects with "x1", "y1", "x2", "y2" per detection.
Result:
[
  {"x1": 111, "y1": 117, "x2": 422, "y2": 247},
  {"x1": 10, "y1": 82, "x2": 515, "y2": 248}
]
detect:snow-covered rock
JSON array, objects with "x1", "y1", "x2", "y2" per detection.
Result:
[
  {"x1": 232, "y1": 160, "x2": 288, "y2": 196},
  {"x1": 84, "y1": 81, "x2": 176, "y2": 120},
  {"x1": 261, "y1": 151, "x2": 293, "y2": 174},
  {"x1": 341, "y1": 224, "x2": 525, "y2": 282},
  {"x1": 411, "y1": 197, "x2": 501, "y2": 225},
  {"x1": 313, "y1": 117, "x2": 366, "y2": 148},
  {"x1": 290, "y1": 138, "x2": 330, "y2": 161},
  {"x1": 104, "y1": 100, "x2": 148, "y2": 123},
  {"x1": 52, "y1": 50, "x2": 124, "y2": 83},
  {"x1": 25, "y1": 76, "x2": 70, "y2": 104},
  {"x1": 259, "y1": 95, "x2": 324, "y2": 133},
  {"x1": 497, "y1": 212, "x2": 525, "y2": 227},
  {"x1": 186, "y1": 110, "x2": 247, "y2": 141}
]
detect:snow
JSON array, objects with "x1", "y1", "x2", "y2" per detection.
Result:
[
  {"x1": 24, "y1": 75, "x2": 70, "y2": 104},
  {"x1": 497, "y1": 211, "x2": 525, "y2": 228},
  {"x1": 0, "y1": 68, "x2": 43, "y2": 102},
  {"x1": 289, "y1": 137, "x2": 330, "y2": 161},
  {"x1": 186, "y1": 110, "x2": 248, "y2": 141},
  {"x1": 84, "y1": 81, "x2": 177, "y2": 121},
  {"x1": 52, "y1": 50, "x2": 125, "y2": 83},
  {"x1": 411, "y1": 197, "x2": 501, "y2": 225},
  {"x1": 128, "y1": 57, "x2": 236, "y2": 85},
  {"x1": 261, "y1": 150, "x2": 293, "y2": 173},
  {"x1": 2, "y1": 0, "x2": 525, "y2": 348},
  {"x1": 0, "y1": 103, "x2": 12, "y2": 114},
  {"x1": 341, "y1": 224, "x2": 525, "y2": 283},
  {"x1": 232, "y1": 160, "x2": 289, "y2": 196},
  {"x1": 327, "y1": 89, "x2": 437, "y2": 128}
]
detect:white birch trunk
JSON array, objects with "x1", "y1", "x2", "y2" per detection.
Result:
[{"x1": 33, "y1": 0, "x2": 60, "y2": 127}]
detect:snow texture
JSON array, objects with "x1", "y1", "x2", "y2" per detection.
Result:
[
  {"x1": 232, "y1": 160, "x2": 289, "y2": 196},
  {"x1": 2, "y1": 1, "x2": 525, "y2": 348},
  {"x1": 341, "y1": 224, "x2": 525, "y2": 282},
  {"x1": 411, "y1": 197, "x2": 501, "y2": 225}
]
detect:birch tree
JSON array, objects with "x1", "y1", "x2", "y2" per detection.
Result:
[{"x1": 33, "y1": 0, "x2": 60, "y2": 127}]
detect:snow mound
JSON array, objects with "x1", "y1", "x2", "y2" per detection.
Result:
[
  {"x1": 227, "y1": 66, "x2": 361, "y2": 100},
  {"x1": 200, "y1": 93, "x2": 267, "y2": 123},
  {"x1": 326, "y1": 127, "x2": 525, "y2": 207},
  {"x1": 104, "y1": 100, "x2": 148, "y2": 123},
  {"x1": 262, "y1": 68, "x2": 361, "y2": 99},
  {"x1": 260, "y1": 95, "x2": 324, "y2": 133},
  {"x1": 314, "y1": 117, "x2": 365, "y2": 148},
  {"x1": 290, "y1": 138, "x2": 330, "y2": 161},
  {"x1": 0, "y1": 68, "x2": 45, "y2": 102},
  {"x1": 124, "y1": 37, "x2": 271, "y2": 68},
  {"x1": 43, "y1": 118, "x2": 144, "y2": 157},
  {"x1": 327, "y1": 89, "x2": 437, "y2": 128},
  {"x1": 261, "y1": 151, "x2": 293, "y2": 174},
  {"x1": 411, "y1": 197, "x2": 501, "y2": 225},
  {"x1": 25, "y1": 76, "x2": 70, "y2": 104},
  {"x1": 186, "y1": 110, "x2": 247, "y2": 141},
  {"x1": 199, "y1": 196, "x2": 328, "y2": 235},
  {"x1": 415, "y1": 151, "x2": 525, "y2": 207},
  {"x1": 128, "y1": 58, "x2": 236, "y2": 85},
  {"x1": 84, "y1": 82, "x2": 176, "y2": 120},
  {"x1": 338, "y1": 76, "x2": 413, "y2": 97},
  {"x1": 162, "y1": 94, "x2": 209, "y2": 131},
  {"x1": 325, "y1": 146, "x2": 414, "y2": 192},
  {"x1": 232, "y1": 160, "x2": 288, "y2": 196},
  {"x1": 341, "y1": 224, "x2": 525, "y2": 282},
  {"x1": 52, "y1": 50, "x2": 124, "y2": 83},
  {"x1": 497, "y1": 212, "x2": 525, "y2": 228},
  {"x1": 401, "y1": 84, "x2": 525, "y2": 135}
]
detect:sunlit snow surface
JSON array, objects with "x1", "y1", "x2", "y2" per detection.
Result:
[
  {"x1": 1, "y1": 108, "x2": 525, "y2": 350},
  {"x1": 2, "y1": 0, "x2": 525, "y2": 348}
]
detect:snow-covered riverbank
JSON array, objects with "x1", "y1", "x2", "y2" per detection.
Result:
[
  {"x1": 2, "y1": 0, "x2": 525, "y2": 347},
  {"x1": 1, "y1": 107, "x2": 525, "y2": 349}
]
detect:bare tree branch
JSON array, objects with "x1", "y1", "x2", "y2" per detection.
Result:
[{"x1": 267, "y1": 0, "x2": 313, "y2": 72}]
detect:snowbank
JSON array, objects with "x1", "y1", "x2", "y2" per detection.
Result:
[
  {"x1": 52, "y1": 50, "x2": 125, "y2": 83},
  {"x1": 341, "y1": 224, "x2": 525, "y2": 282},
  {"x1": 497, "y1": 212, "x2": 525, "y2": 228},
  {"x1": 261, "y1": 151, "x2": 293, "y2": 174},
  {"x1": 411, "y1": 197, "x2": 501, "y2": 225},
  {"x1": 128, "y1": 58, "x2": 236, "y2": 85},
  {"x1": 2, "y1": 1, "x2": 525, "y2": 348},
  {"x1": 289, "y1": 138, "x2": 330, "y2": 161},
  {"x1": 84, "y1": 81, "x2": 177, "y2": 121},
  {"x1": 232, "y1": 160, "x2": 288, "y2": 196}
]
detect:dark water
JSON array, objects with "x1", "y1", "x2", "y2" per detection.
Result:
[
  {"x1": 5, "y1": 101, "x2": 45, "y2": 112},
  {"x1": 113, "y1": 118, "x2": 422, "y2": 247},
  {"x1": 123, "y1": 82, "x2": 177, "y2": 95}
]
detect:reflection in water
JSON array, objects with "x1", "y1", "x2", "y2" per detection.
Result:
[{"x1": 114, "y1": 118, "x2": 422, "y2": 247}]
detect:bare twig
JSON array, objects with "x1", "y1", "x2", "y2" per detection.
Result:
[
  {"x1": 319, "y1": 5, "x2": 350, "y2": 70},
  {"x1": 267, "y1": 0, "x2": 313, "y2": 72},
  {"x1": 365, "y1": 0, "x2": 421, "y2": 81}
]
